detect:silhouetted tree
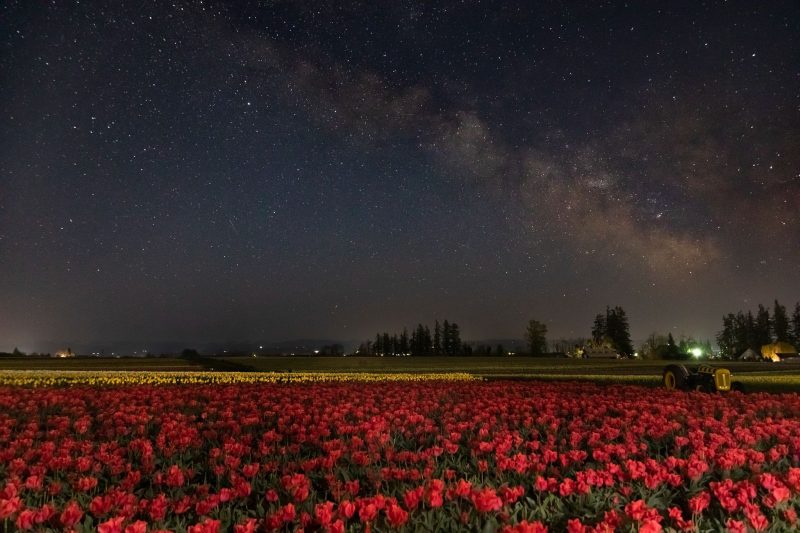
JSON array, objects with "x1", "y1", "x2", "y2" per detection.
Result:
[
  {"x1": 399, "y1": 328, "x2": 409, "y2": 354},
  {"x1": 745, "y1": 311, "x2": 758, "y2": 351},
  {"x1": 772, "y1": 300, "x2": 789, "y2": 342},
  {"x1": 716, "y1": 314, "x2": 737, "y2": 358},
  {"x1": 592, "y1": 306, "x2": 633, "y2": 356},
  {"x1": 373, "y1": 334, "x2": 382, "y2": 355},
  {"x1": 320, "y1": 344, "x2": 343, "y2": 355},
  {"x1": 449, "y1": 322, "x2": 461, "y2": 355},
  {"x1": 382, "y1": 333, "x2": 391, "y2": 355},
  {"x1": 755, "y1": 304, "x2": 772, "y2": 347},
  {"x1": 607, "y1": 306, "x2": 633, "y2": 356},
  {"x1": 442, "y1": 320, "x2": 452, "y2": 355},
  {"x1": 423, "y1": 325, "x2": 432, "y2": 354},
  {"x1": 663, "y1": 333, "x2": 682, "y2": 360},
  {"x1": 591, "y1": 314, "x2": 606, "y2": 343},
  {"x1": 791, "y1": 302, "x2": 800, "y2": 346},
  {"x1": 525, "y1": 319, "x2": 548, "y2": 356},
  {"x1": 433, "y1": 321, "x2": 442, "y2": 355}
]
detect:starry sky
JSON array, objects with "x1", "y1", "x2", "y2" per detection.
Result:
[{"x1": 1, "y1": 1, "x2": 798, "y2": 353}]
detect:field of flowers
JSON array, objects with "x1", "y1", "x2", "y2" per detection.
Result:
[{"x1": 2, "y1": 379, "x2": 800, "y2": 532}]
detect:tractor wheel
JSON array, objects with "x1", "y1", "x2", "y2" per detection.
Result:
[
  {"x1": 694, "y1": 382, "x2": 714, "y2": 393},
  {"x1": 663, "y1": 364, "x2": 689, "y2": 391}
]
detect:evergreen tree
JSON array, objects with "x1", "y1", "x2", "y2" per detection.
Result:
[
  {"x1": 410, "y1": 324, "x2": 423, "y2": 355},
  {"x1": 496, "y1": 344, "x2": 505, "y2": 356},
  {"x1": 792, "y1": 302, "x2": 800, "y2": 346},
  {"x1": 423, "y1": 325, "x2": 432, "y2": 354},
  {"x1": 598, "y1": 306, "x2": 634, "y2": 356},
  {"x1": 772, "y1": 300, "x2": 789, "y2": 342},
  {"x1": 732, "y1": 312, "x2": 748, "y2": 355},
  {"x1": 433, "y1": 321, "x2": 442, "y2": 355},
  {"x1": 754, "y1": 304, "x2": 772, "y2": 347},
  {"x1": 613, "y1": 306, "x2": 634, "y2": 356},
  {"x1": 664, "y1": 333, "x2": 681, "y2": 359},
  {"x1": 716, "y1": 314, "x2": 737, "y2": 358},
  {"x1": 526, "y1": 319, "x2": 548, "y2": 356},
  {"x1": 382, "y1": 333, "x2": 391, "y2": 355},
  {"x1": 591, "y1": 313, "x2": 606, "y2": 343},
  {"x1": 745, "y1": 311, "x2": 757, "y2": 350},
  {"x1": 399, "y1": 328, "x2": 409, "y2": 354},
  {"x1": 450, "y1": 322, "x2": 461, "y2": 354},
  {"x1": 442, "y1": 320, "x2": 451, "y2": 355}
]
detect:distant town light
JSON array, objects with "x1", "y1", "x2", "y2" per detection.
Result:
[{"x1": 691, "y1": 347, "x2": 703, "y2": 358}]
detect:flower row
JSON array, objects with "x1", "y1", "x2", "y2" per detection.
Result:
[{"x1": 0, "y1": 370, "x2": 478, "y2": 387}]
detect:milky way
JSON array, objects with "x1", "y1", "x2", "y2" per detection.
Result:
[{"x1": 1, "y1": 1, "x2": 798, "y2": 352}]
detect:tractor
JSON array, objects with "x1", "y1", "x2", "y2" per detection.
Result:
[{"x1": 662, "y1": 364, "x2": 745, "y2": 392}]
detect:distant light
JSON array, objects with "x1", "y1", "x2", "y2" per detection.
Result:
[
  {"x1": 259, "y1": 345, "x2": 263, "y2": 349},
  {"x1": 691, "y1": 348, "x2": 703, "y2": 358},
  {"x1": 313, "y1": 350, "x2": 319, "y2": 354}
]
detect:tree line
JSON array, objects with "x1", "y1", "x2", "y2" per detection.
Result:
[
  {"x1": 364, "y1": 320, "x2": 464, "y2": 356},
  {"x1": 716, "y1": 300, "x2": 800, "y2": 358},
  {"x1": 362, "y1": 307, "x2": 633, "y2": 358}
]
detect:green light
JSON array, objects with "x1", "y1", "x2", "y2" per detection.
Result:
[{"x1": 691, "y1": 347, "x2": 702, "y2": 358}]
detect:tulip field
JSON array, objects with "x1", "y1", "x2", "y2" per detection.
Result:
[{"x1": 2, "y1": 376, "x2": 800, "y2": 532}]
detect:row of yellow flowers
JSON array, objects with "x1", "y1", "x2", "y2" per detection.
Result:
[{"x1": 0, "y1": 370, "x2": 479, "y2": 387}]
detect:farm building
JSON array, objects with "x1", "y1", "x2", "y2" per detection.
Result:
[
  {"x1": 761, "y1": 342, "x2": 798, "y2": 362},
  {"x1": 738, "y1": 348, "x2": 761, "y2": 361}
]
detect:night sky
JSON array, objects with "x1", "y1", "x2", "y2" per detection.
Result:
[{"x1": 2, "y1": 1, "x2": 798, "y2": 353}]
